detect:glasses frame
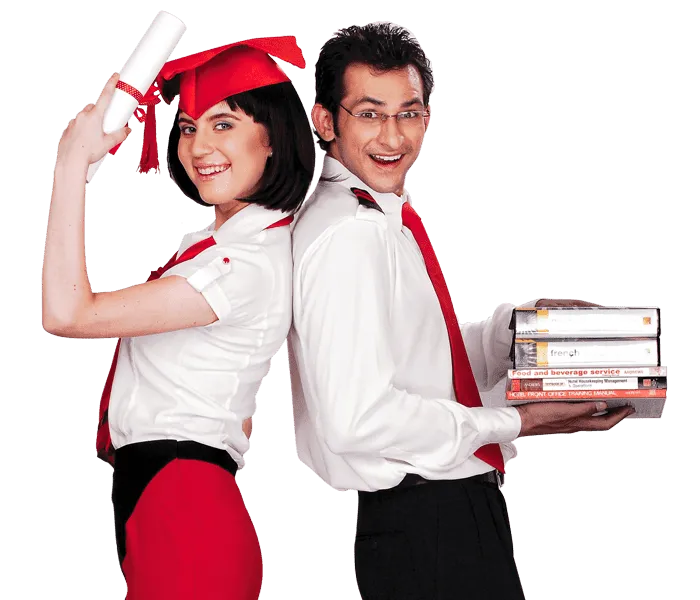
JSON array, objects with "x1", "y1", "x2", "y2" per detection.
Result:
[{"x1": 338, "y1": 103, "x2": 430, "y2": 125}]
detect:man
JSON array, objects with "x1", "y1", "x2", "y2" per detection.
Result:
[{"x1": 288, "y1": 23, "x2": 634, "y2": 599}]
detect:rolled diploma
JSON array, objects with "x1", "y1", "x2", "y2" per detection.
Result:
[{"x1": 86, "y1": 11, "x2": 186, "y2": 182}]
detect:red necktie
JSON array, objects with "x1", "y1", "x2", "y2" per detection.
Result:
[
  {"x1": 401, "y1": 202, "x2": 505, "y2": 474},
  {"x1": 96, "y1": 214, "x2": 293, "y2": 465}
]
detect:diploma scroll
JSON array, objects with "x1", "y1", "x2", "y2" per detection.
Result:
[{"x1": 87, "y1": 11, "x2": 186, "y2": 182}]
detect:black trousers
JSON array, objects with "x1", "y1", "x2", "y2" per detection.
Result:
[{"x1": 355, "y1": 477, "x2": 526, "y2": 600}]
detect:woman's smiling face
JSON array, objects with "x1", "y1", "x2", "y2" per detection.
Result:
[{"x1": 177, "y1": 100, "x2": 271, "y2": 206}]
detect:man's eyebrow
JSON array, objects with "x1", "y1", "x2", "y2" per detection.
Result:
[
  {"x1": 401, "y1": 97, "x2": 424, "y2": 108},
  {"x1": 177, "y1": 112, "x2": 241, "y2": 124},
  {"x1": 351, "y1": 96, "x2": 387, "y2": 108},
  {"x1": 350, "y1": 96, "x2": 425, "y2": 109}
]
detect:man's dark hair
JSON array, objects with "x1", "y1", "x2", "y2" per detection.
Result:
[
  {"x1": 314, "y1": 23, "x2": 434, "y2": 151},
  {"x1": 167, "y1": 81, "x2": 315, "y2": 212}
]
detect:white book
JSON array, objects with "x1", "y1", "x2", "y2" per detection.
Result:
[
  {"x1": 514, "y1": 338, "x2": 660, "y2": 368},
  {"x1": 512, "y1": 307, "x2": 660, "y2": 339}
]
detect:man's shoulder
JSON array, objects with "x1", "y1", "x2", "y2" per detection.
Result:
[
  {"x1": 292, "y1": 180, "x2": 384, "y2": 262},
  {"x1": 297, "y1": 180, "x2": 360, "y2": 225}
]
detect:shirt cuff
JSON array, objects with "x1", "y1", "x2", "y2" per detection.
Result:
[
  {"x1": 464, "y1": 406, "x2": 522, "y2": 445},
  {"x1": 176, "y1": 255, "x2": 233, "y2": 321},
  {"x1": 193, "y1": 280, "x2": 231, "y2": 320}
]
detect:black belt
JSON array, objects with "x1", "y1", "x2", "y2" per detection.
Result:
[
  {"x1": 114, "y1": 439, "x2": 238, "y2": 479},
  {"x1": 396, "y1": 470, "x2": 504, "y2": 489}
]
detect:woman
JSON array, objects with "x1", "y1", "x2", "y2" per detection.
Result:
[{"x1": 42, "y1": 37, "x2": 314, "y2": 599}]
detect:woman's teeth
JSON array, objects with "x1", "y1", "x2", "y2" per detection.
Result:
[{"x1": 197, "y1": 165, "x2": 230, "y2": 175}]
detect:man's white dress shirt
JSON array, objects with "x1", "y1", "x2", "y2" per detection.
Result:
[{"x1": 289, "y1": 156, "x2": 523, "y2": 492}]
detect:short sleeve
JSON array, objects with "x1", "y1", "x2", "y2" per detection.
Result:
[{"x1": 164, "y1": 244, "x2": 274, "y2": 322}]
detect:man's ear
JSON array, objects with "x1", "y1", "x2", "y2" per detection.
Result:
[{"x1": 311, "y1": 103, "x2": 336, "y2": 143}]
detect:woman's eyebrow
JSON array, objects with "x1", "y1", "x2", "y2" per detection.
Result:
[{"x1": 177, "y1": 112, "x2": 242, "y2": 124}]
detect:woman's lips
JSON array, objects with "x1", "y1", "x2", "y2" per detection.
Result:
[{"x1": 195, "y1": 164, "x2": 231, "y2": 181}]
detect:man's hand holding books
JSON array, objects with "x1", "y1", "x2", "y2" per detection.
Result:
[{"x1": 516, "y1": 400, "x2": 634, "y2": 437}]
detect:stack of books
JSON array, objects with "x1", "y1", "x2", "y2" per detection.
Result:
[{"x1": 506, "y1": 307, "x2": 666, "y2": 417}]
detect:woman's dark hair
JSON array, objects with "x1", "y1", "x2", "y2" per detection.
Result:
[
  {"x1": 314, "y1": 23, "x2": 434, "y2": 151},
  {"x1": 167, "y1": 81, "x2": 314, "y2": 212}
]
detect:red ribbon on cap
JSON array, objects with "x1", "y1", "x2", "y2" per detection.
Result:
[{"x1": 108, "y1": 79, "x2": 162, "y2": 173}]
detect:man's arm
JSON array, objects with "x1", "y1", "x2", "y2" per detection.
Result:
[
  {"x1": 295, "y1": 218, "x2": 520, "y2": 472},
  {"x1": 460, "y1": 303, "x2": 525, "y2": 392}
]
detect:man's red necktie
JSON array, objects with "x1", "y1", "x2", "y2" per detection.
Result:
[
  {"x1": 400, "y1": 202, "x2": 504, "y2": 473},
  {"x1": 401, "y1": 200, "x2": 505, "y2": 473},
  {"x1": 95, "y1": 215, "x2": 293, "y2": 465}
]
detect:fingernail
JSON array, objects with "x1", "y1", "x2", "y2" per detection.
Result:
[{"x1": 595, "y1": 402, "x2": 607, "y2": 411}]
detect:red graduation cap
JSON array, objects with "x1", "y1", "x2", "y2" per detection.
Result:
[{"x1": 127, "y1": 36, "x2": 305, "y2": 173}]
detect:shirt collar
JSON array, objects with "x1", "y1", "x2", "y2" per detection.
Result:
[
  {"x1": 178, "y1": 203, "x2": 292, "y2": 254},
  {"x1": 320, "y1": 156, "x2": 411, "y2": 225}
]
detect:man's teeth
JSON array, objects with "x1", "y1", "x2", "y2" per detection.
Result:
[
  {"x1": 197, "y1": 165, "x2": 229, "y2": 175},
  {"x1": 371, "y1": 155, "x2": 402, "y2": 162}
]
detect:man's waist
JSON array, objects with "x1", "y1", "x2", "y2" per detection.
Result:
[
  {"x1": 297, "y1": 438, "x2": 513, "y2": 492},
  {"x1": 356, "y1": 470, "x2": 504, "y2": 502},
  {"x1": 395, "y1": 469, "x2": 504, "y2": 489}
]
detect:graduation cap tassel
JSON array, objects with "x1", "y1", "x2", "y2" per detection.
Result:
[{"x1": 138, "y1": 102, "x2": 159, "y2": 173}]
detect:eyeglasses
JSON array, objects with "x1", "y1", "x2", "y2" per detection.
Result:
[{"x1": 338, "y1": 103, "x2": 430, "y2": 127}]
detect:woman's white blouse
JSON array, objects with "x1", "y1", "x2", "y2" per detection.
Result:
[{"x1": 108, "y1": 204, "x2": 292, "y2": 467}]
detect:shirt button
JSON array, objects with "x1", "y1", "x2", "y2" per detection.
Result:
[{"x1": 223, "y1": 257, "x2": 230, "y2": 264}]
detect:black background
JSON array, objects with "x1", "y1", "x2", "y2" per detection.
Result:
[{"x1": 42, "y1": 10, "x2": 672, "y2": 600}]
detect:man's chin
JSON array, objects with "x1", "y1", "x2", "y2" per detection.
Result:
[{"x1": 362, "y1": 173, "x2": 405, "y2": 195}]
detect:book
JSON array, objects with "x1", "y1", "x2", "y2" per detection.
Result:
[
  {"x1": 506, "y1": 307, "x2": 666, "y2": 417},
  {"x1": 508, "y1": 366, "x2": 667, "y2": 379},
  {"x1": 508, "y1": 376, "x2": 666, "y2": 392},
  {"x1": 513, "y1": 338, "x2": 660, "y2": 368},
  {"x1": 511, "y1": 307, "x2": 660, "y2": 339},
  {"x1": 506, "y1": 389, "x2": 666, "y2": 400},
  {"x1": 505, "y1": 394, "x2": 665, "y2": 418}
]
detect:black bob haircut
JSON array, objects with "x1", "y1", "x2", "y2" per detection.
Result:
[
  {"x1": 314, "y1": 23, "x2": 434, "y2": 152},
  {"x1": 166, "y1": 81, "x2": 315, "y2": 212}
]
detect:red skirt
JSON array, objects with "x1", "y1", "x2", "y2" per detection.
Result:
[{"x1": 112, "y1": 440, "x2": 262, "y2": 600}]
